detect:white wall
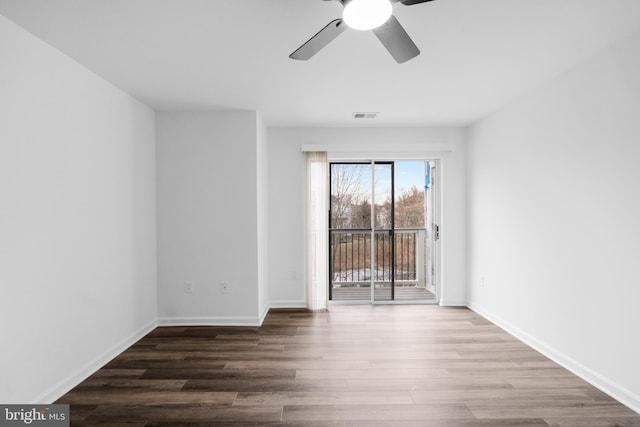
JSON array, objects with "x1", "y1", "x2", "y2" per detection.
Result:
[
  {"x1": 467, "y1": 30, "x2": 640, "y2": 412},
  {"x1": 0, "y1": 15, "x2": 157, "y2": 403},
  {"x1": 156, "y1": 111, "x2": 266, "y2": 325},
  {"x1": 268, "y1": 127, "x2": 467, "y2": 307}
]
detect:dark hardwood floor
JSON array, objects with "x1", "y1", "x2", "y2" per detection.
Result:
[{"x1": 56, "y1": 305, "x2": 640, "y2": 426}]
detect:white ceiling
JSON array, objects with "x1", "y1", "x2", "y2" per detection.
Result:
[{"x1": 2, "y1": 0, "x2": 640, "y2": 127}]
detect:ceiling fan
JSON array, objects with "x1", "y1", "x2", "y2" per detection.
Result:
[{"x1": 290, "y1": 0, "x2": 436, "y2": 64}]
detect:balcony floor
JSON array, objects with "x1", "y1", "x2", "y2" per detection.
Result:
[{"x1": 331, "y1": 285, "x2": 436, "y2": 302}]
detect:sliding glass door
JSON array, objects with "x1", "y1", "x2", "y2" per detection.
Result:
[
  {"x1": 329, "y1": 163, "x2": 372, "y2": 301},
  {"x1": 329, "y1": 160, "x2": 438, "y2": 303}
]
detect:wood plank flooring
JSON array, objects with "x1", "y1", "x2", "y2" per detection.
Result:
[{"x1": 56, "y1": 305, "x2": 640, "y2": 426}]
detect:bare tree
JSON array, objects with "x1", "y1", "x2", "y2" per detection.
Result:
[
  {"x1": 395, "y1": 185, "x2": 424, "y2": 229},
  {"x1": 330, "y1": 164, "x2": 369, "y2": 229}
]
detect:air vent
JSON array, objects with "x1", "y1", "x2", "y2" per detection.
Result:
[{"x1": 353, "y1": 112, "x2": 378, "y2": 119}]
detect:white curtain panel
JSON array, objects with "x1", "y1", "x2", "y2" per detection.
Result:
[{"x1": 305, "y1": 152, "x2": 329, "y2": 311}]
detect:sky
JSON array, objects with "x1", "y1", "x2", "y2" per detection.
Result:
[
  {"x1": 331, "y1": 161, "x2": 427, "y2": 205},
  {"x1": 395, "y1": 161, "x2": 427, "y2": 195},
  {"x1": 377, "y1": 161, "x2": 426, "y2": 203}
]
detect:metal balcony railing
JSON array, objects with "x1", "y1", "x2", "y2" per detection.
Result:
[{"x1": 330, "y1": 228, "x2": 426, "y2": 287}]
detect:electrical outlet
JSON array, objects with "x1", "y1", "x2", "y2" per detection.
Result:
[
  {"x1": 220, "y1": 282, "x2": 230, "y2": 294},
  {"x1": 184, "y1": 283, "x2": 193, "y2": 294}
]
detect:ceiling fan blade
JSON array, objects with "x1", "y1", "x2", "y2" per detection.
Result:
[
  {"x1": 372, "y1": 15, "x2": 420, "y2": 64},
  {"x1": 289, "y1": 19, "x2": 348, "y2": 60},
  {"x1": 399, "y1": 0, "x2": 436, "y2": 5}
]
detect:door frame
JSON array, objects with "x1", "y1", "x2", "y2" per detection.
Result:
[
  {"x1": 328, "y1": 159, "x2": 441, "y2": 305},
  {"x1": 371, "y1": 161, "x2": 395, "y2": 303}
]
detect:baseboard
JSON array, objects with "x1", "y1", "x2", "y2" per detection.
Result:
[
  {"x1": 34, "y1": 318, "x2": 157, "y2": 404},
  {"x1": 467, "y1": 301, "x2": 640, "y2": 414},
  {"x1": 439, "y1": 299, "x2": 467, "y2": 307},
  {"x1": 158, "y1": 301, "x2": 307, "y2": 328},
  {"x1": 158, "y1": 316, "x2": 263, "y2": 327},
  {"x1": 269, "y1": 300, "x2": 306, "y2": 309},
  {"x1": 259, "y1": 303, "x2": 270, "y2": 325}
]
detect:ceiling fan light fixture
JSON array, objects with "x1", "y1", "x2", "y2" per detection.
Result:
[{"x1": 343, "y1": 0, "x2": 393, "y2": 31}]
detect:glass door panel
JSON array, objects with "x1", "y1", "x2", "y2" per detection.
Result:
[
  {"x1": 329, "y1": 163, "x2": 372, "y2": 302},
  {"x1": 394, "y1": 161, "x2": 437, "y2": 301},
  {"x1": 373, "y1": 163, "x2": 393, "y2": 302}
]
